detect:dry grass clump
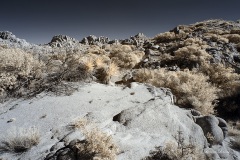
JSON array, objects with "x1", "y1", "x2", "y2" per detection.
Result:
[
  {"x1": 85, "y1": 45, "x2": 107, "y2": 55},
  {"x1": 0, "y1": 127, "x2": 40, "y2": 153},
  {"x1": 70, "y1": 118, "x2": 119, "y2": 160},
  {"x1": 109, "y1": 45, "x2": 144, "y2": 69},
  {"x1": 174, "y1": 46, "x2": 211, "y2": 66},
  {"x1": 224, "y1": 34, "x2": 240, "y2": 43},
  {"x1": 144, "y1": 141, "x2": 206, "y2": 160},
  {"x1": 133, "y1": 69, "x2": 218, "y2": 114},
  {"x1": 97, "y1": 62, "x2": 119, "y2": 84}
]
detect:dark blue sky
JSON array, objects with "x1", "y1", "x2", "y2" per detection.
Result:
[{"x1": 0, "y1": 0, "x2": 239, "y2": 44}]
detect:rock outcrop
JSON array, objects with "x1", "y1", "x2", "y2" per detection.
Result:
[
  {"x1": 0, "y1": 31, "x2": 33, "y2": 48},
  {"x1": 80, "y1": 35, "x2": 110, "y2": 46},
  {"x1": 121, "y1": 33, "x2": 149, "y2": 48},
  {"x1": 0, "y1": 83, "x2": 238, "y2": 160}
]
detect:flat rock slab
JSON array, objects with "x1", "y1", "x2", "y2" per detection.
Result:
[{"x1": 0, "y1": 82, "x2": 235, "y2": 160}]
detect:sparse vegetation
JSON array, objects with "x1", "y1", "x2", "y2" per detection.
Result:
[
  {"x1": 133, "y1": 68, "x2": 218, "y2": 114},
  {"x1": 1, "y1": 19, "x2": 240, "y2": 118},
  {"x1": 0, "y1": 127, "x2": 40, "y2": 153},
  {"x1": 69, "y1": 118, "x2": 119, "y2": 159},
  {"x1": 144, "y1": 133, "x2": 206, "y2": 160},
  {"x1": 110, "y1": 44, "x2": 145, "y2": 69}
]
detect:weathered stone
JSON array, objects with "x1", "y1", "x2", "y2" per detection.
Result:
[{"x1": 195, "y1": 116, "x2": 224, "y2": 145}]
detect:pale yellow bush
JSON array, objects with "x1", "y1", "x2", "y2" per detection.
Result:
[
  {"x1": 154, "y1": 32, "x2": 176, "y2": 43},
  {"x1": 203, "y1": 33, "x2": 229, "y2": 43},
  {"x1": 85, "y1": 45, "x2": 107, "y2": 55},
  {"x1": 0, "y1": 48, "x2": 43, "y2": 77},
  {"x1": 110, "y1": 44, "x2": 133, "y2": 53},
  {"x1": 174, "y1": 45, "x2": 212, "y2": 65},
  {"x1": 97, "y1": 62, "x2": 119, "y2": 84},
  {"x1": 0, "y1": 48, "x2": 44, "y2": 98},
  {"x1": 183, "y1": 38, "x2": 208, "y2": 47},
  {"x1": 110, "y1": 45, "x2": 144, "y2": 69},
  {"x1": 133, "y1": 69, "x2": 218, "y2": 114},
  {"x1": 111, "y1": 51, "x2": 145, "y2": 69},
  {"x1": 46, "y1": 52, "x2": 109, "y2": 81},
  {"x1": 0, "y1": 127, "x2": 40, "y2": 153},
  {"x1": 71, "y1": 118, "x2": 118, "y2": 160}
]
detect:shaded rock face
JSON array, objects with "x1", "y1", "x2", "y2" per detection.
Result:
[
  {"x1": 196, "y1": 116, "x2": 228, "y2": 143},
  {"x1": 189, "y1": 112, "x2": 231, "y2": 160}
]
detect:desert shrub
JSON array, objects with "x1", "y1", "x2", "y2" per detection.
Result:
[
  {"x1": 172, "y1": 45, "x2": 212, "y2": 70},
  {"x1": 0, "y1": 127, "x2": 40, "y2": 153},
  {"x1": 154, "y1": 32, "x2": 177, "y2": 43},
  {"x1": 0, "y1": 48, "x2": 43, "y2": 78},
  {"x1": 46, "y1": 52, "x2": 104, "y2": 82},
  {"x1": 96, "y1": 62, "x2": 119, "y2": 84},
  {"x1": 94, "y1": 56, "x2": 107, "y2": 68},
  {"x1": 85, "y1": 45, "x2": 107, "y2": 55},
  {"x1": 200, "y1": 63, "x2": 240, "y2": 98},
  {"x1": 144, "y1": 141, "x2": 205, "y2": 160},
  {"x1": 224, "y1": 34, "x2": 240, "y2": 43},
  {"x1": 133, "y1": 69, "x2": 218, "y2": 114},
  {"x1": 183, "y1": 38, "x2": 208, "y2": 48},
  {"x1": 70, "y1": 118, "x2": 118, "y2": 160},
  {"x1": 0, "y1": 48, "x2": 44, "y2": 99}
]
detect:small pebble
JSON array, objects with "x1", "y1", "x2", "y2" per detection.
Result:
[{"x1": 7, "y1": 118, "x2": 16, "y2": 123}]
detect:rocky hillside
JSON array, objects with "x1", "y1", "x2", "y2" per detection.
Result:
[{"x1": 0, "y1": 19, "x2": 240, "y2": 159}]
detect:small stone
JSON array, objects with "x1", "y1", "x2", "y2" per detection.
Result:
[{"x1": 7, "y1": 118, "x2": 16, "y2": 123}]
